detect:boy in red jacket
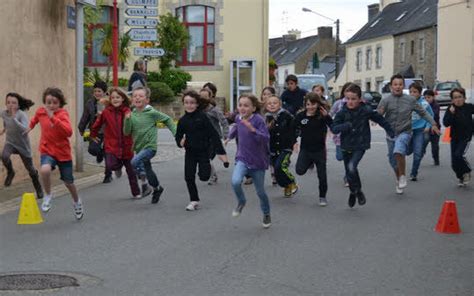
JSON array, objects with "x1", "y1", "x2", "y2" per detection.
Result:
[
  {"x1": 27, "y1": 87, "x2": 83, "y2": 220},
  {"x1": 90, "y1": 87, "x2": 140, "y2": 198}
]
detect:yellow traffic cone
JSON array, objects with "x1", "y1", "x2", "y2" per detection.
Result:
[{"x1": 17, "y1": 193, "x2": 43, "y2": 224}]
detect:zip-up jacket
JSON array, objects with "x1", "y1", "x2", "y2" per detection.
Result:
[
  {"x1": 412, "y1": 97, "x2": 433, "y2": 130},
  {"x1": 78, "y1": 98, "x2": 98, "y2": 135},
  {"x1": 265, "y1": 109, "x2": 296, "y2": 154},
  {"x1": 205, "y1": 105, "x2": 229, "y2": 139},
  {"x1": 295, "y1": 110, "x2": 333, "y2": 152},
  {"x1": 281, "y1": 87, "x2": 308, "y2": 115},
  {"x1": 443, "y1": 103, "x2": 474, "y2": 141}
]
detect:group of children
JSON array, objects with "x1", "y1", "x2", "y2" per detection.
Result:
[{"x1": 1, "y1": 73, "x2": 472, "y2": 228}]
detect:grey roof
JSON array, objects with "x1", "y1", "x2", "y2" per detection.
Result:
[
  {"x1": 270, "y1": 35, "x2": 319, "y2": 65},
  {"x1": 346, "y1": 0, "x2": 437, "y2": 45}
]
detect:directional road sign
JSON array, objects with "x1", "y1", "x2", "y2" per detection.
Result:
[
  {"x1": 125, "y1": 0, "x2": 158, "y2": 7},
  {"x1": 134, "y1": 47, "x2": 165, "y2": 57},
  {"x1": 125, "y1": 8, "x2": 158, "y2": 17},
  {"x1": 78, "y1": 0, "x2": 96, "y2": 7},
  {"x1": 128, "y1": 28, "x2": 158, "y2": 41},
  {"x1": 126, "y1": 18, "x2": 158, "y2": 27}
]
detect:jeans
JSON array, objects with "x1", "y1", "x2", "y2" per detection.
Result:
[
  {"x1": 271, "y1": 151, "x2": 295, "y2": 188},
  {"x1": 408, "y1": 129, "x2": 430, "y2": 177},
  {"x1": 40, "y1": 154, "x2": 74, "y2": 184},
  {"x1": 423, "y1": 133, "x2": 440, "y2": 164},
  {"x1": 295, "y1": 149, "x2": 328, "y2": 198},
  {"x1": 386, "y1": 132, "x2": 412, "y2": 170},
  {"x1": 231, "y1": 161, "x2": 270, "y2": 215},
  {"x1": 450, "y1": 139, "x2": 471, "y2": 179},
  {"x1": 131, "y1": 148, "x2": 159, "y2": 188},
  {"x1": 105, "y1": 153, "x2": 140, "y2": 196},
  {"x1": 335, "y1": 145, "x2": 343, "y2": 161},
  {"x1": 184, "y1": 149, "x2": 211, "y2": 202},
  {"x1": 342, "y1": 150, "x2": 366, "y2": 193}
]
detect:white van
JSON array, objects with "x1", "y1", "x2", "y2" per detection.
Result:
[{"x1": 379, "y1": 78, "x2": 426, "y2": 99}]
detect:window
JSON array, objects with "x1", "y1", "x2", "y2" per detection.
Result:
[
  {"x1": 86, "y1": 6, "x2": 113, "y2": 67},
  {"x1": 176, "y1": 5, "x2": 215, "y2": 66},
  {"x1": 375, "y1": 46, "x2": 382, "y2": 68},
  {"x1": 400, "y1": 42, "x2": 406, "y2": 63},
  {"x1": 411, "y1": 40, "x2": 415, "y2": 55},
  {"x1": 419, "y1": 38, "x2": 425, "y2": 61},
  {"x1": 366, "y1": 81, "x2": 371, "y2": 91},
  {"x1": 366, "y1": 48, "x2": 372, "y2": 70},
  {"x1": 356, "y1": 49, "x2": 362, "y2": 72}
]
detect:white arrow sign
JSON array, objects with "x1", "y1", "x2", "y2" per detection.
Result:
[
  {"x1": 134, "y1": 48, "x2": 165, "y2": 57},
  {"x1": 129, "y1": 28, "x2": 157, "y2": 41},
  {"x1": 126, "y1": 18, "x2": 158, "y2": 27},
  {"x1": 125, "y1": 0, "x2": 158, "y2": 7},
  {"x1": 125, "y1": 8, "x2": 158, "y2": 17}
]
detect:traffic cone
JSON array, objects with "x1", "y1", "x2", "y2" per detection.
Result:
[
  {"x1": 17, "y1": 193, "x2": 43, "y2": 225},
  {"x1": 435, "y1": 200, "x2": 460, "y2": 234},
  {"x1": 442, "y1": 127, "x2": 451, "y2": 143}
]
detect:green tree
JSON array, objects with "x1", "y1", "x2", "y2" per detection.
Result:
[{"x1": 156, "y1": 13, "x2": 189, "y2": 71}]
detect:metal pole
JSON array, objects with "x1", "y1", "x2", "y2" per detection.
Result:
[
  {"x1": 112, "y1": 0, "x2": 119, "y2": 86},
  {"x1": 335, "y1": 19, "x2": 340, "y2": 82},
  {"x1": 75, "y1": 2, "x2": 84, "y2": 172}
]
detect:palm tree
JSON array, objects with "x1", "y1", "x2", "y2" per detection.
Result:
[
  {"x1": 119, "y1": 34, "x2": 131, "y2": 70},
  {"x1": 99, "y1": 24, "x2": 113, "y2": 82}
]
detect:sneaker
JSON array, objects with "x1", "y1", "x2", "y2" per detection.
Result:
[
  {"x1": 271, "y1": 175, "x2": 277, "y2": 185},
  {"x1": 41, "y1": 195, "x2": 52, "y2": 212},
  {"x1": 73, "y1": 200, "x2": 84, "y2": 220},
  {"x1": 102, "y1": 175, "x2": 112, "y2": 184},
  {"x1": 96, "y1": 153, "x2": 104, "y2": 164},
  {"x1": 262, "y1": 214, "x2": 271, "y2": 228},
  {"x1": 4, "y1": 170, "x2": 15, "y2": 187},
  {"x1": 410, "y1": 175, "x2": 417, "y2": 181},
  {"x1": 232, "y1": 203, "x2": 246, "y2": 217},
  {"x1": 185, "y1": 201, "x2": 200, "y2": 211},
  {"x1": 396, "y1": 185, "x2": 404, "y2": 194},
  {"x1": 141, "y1": 184, "x2": 152, "y2": 198},
  {"x1": 348, "y1": 192, "x2": 356, "y2": 208},
  {"x1": 356, "y1": 191, "x2": 366, "y2": 206},
  {"x1": 114, "y1": 170, "x2": 122, "y2": 178},
  {"x1": 462, "y1": 173, "x2": 471, "y2": 186},
  {"x1": 132, "y1": 194, "x2": 143, "y2": 200},
  {"x1": 207, "y1": 173, "x2": 218, "y2": 185},
  {"x1": 290, "y1": 183, "x2": 298, "y2": 195},
  {"x1": 434, "y1": 160, "x2": 440, "y2": 166},
  {"x1": 284, "y1": 185, "x2": 292, "y2": 197},
  {"x1": 151, "y1": 186, "x2": 164, "y2": 204},
  {"x1": 398, "y1": 175, "x2": 407, "y2": 189},
  {"x1": 244, "y1": 177, "x2": 253, "y2": 185},
  {"x1": 36, "y1": 191, "x2": 44, "y2": 200},
  {"x1": 343, "y1": 176, "x2": 349, "y2": 187},
  {"x1": 319, "y1": 197, "x2": 328, "y2": 207}
]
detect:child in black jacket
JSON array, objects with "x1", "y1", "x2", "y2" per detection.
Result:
[
  {"x1": 265, "y1": 95, "x2": 298, "y2": 197},
  {"x1": 443, "y1": 87, "x2": 474, "y2": 186},
  {"x1": 176, "y1": 90, "x2": 229, "y2": 211},
  {"x1": 294, "y1": 93, "x2": 332, "y2": 206},
  {"x1": 331, "y1": 84, "x2": 394, "y2": 208}
]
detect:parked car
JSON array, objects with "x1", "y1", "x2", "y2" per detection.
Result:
[
  {"x1": 433, "y1": 81, "x2": 462, "y2": 106},
  {"x1": 296, "y1": 74, "x2": 328, "y2": 97},
  {"x1": 362, "y1": 91, "x2": 382, "y2": 109},
  {"x1": 380, "y1": 78, "x2": 426, "y2": 99}
]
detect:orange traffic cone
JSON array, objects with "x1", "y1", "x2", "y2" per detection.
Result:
[
  {"x1": 435, "y1": 200, "x2": 461, "y2": 234},
  {"x1": 442, "y1": 127, "x2": 451, "y2": 143}
]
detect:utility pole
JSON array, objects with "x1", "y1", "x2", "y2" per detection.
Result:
[
  {"x1": 112, "y1": 0, "x2": 119, "y2": 86},
  {"x1": 75, "y1": 1, "x2": 85, "y2": 172}
]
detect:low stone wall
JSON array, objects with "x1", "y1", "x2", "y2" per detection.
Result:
[{"x1": 153, "y1": 96, "x2": 227, "y2": 120}]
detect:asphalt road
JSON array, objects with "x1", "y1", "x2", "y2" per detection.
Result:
[{"x1": 0, "y1": 129, "x2": 473, "y2": 296}]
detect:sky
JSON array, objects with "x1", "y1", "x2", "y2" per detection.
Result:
[{"x1": 269, "y1": 0, "x2": 378, "y2": 42}]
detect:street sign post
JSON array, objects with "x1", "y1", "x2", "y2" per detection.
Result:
[
  {"x1": 126, "y1": 18, "x2": 158, "y2": 27},
  {"x1": 134, "y1": 47, "x2": 165, "y2": 57},
  {"x1": 125, "y1": 0, "x2": 158, "y2": 7},
  {"x1": 128, "y1": 28, "x2": 158, "y2": 41},
  {"x1": 125, "y1": 8, "x2": 158, "y2": 17}
]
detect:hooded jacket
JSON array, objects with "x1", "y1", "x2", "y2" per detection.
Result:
[{"x1": 443, "y1": 103, "x2": 474, "y2": 141}]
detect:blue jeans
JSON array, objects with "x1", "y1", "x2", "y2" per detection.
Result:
[
  {"x1": 231, "y1": 161, "x2": 270, "y2": 215},
  {"x1": 131, "y1": 148, "x2": 159, "y2": 188},
  {"x1": 40, "y1": 154, "x2": 74, "y2": 184},
  {"x1": 386, "y1": 132, "x2": 412, "y2": 170},
  {"x1": 408, "y1": 129, "x2": 430, "y2": 177},
  {"x1": 342, "y1": 150, "x2": 365, "y2": 193}
]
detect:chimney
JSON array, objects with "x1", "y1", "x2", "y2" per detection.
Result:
[
  {"x1": 368, "y1": 3, "x2": 380, "y2": 22},
  {"x1": 379, "y1": 0, "x2": 400, "y2": 10},
  {"x1": 286, "y1": 29, "x2": 301, "y2": 40},
  {"x1": 317, "y1": 26, "x2": 333, "y2": 39}
]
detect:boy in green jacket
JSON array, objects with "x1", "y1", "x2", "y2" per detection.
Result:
[{"x1": 124, "y1": 87, "x2": 176, "y2": 203}]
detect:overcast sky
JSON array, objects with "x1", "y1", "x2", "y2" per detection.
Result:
[{"x1": 269, "y1": 0, "x2": 378, "y2": 42}]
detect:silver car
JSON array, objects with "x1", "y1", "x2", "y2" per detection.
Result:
[{"x1": 433, "y1": 81, "x2": 462, "y2": 106}]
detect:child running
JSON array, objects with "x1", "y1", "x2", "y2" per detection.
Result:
[
  {"x1": 90, "y1": 87, "x2": 140, "y2": 198},
  {"x1": 227, "y1": 94, "x2": 271, "y2": 228},
  {"x1": 199, "y1": 88, "x2": 229, "y2": 185},
  {"x1": 442, "y1": 87, "x2": 474, "y2": 186},
  {"x1": 124, "y1": 86, "x2": 176, "y2": 203},
  {"x1": 294, "y1": 92, "x2": 332, "y2": 206},
  {"x1": 264, "y1": 95, "x2": 298, "y2": 197},
  {"x1": 27, "y1": 87, "x2": 83, "y2": 219},
  {"x1": 422, "y1": 90, "x2": 440, "y2": 166},
  {"x1": 1, "y1": 93, "x2": 43, "y2": 198},
  {"x1": 331, "y1": 84, "x2": 395, "y2": 208},
  {"x1": 175, "y1": 90, "x2": 229, "y2": 211}
]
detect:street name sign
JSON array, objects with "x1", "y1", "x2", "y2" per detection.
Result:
[
  {"x1": 134, "y1": 48, "x2": 165, "y2": 57},
  {"x1": 125, "y1": 8, "x2": 158, "y2": 17},
  {"x1": 128, "y1": 28, "x2": 158, "y2": 41},
  {"x1": 126, "y1": 18, "x2": 158, "y2": 27},
  {"x1": 125, "y1": 0, "x2": 158, "y2": 7}
]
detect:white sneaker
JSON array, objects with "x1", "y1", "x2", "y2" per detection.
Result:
[
  {"x1": 396, "y1": 185, "x2": 404, "y2": 194},
  {"x1": 462, "y1": 173, "x2": 471, "y2": 186},
  {"x1": 185, "y1": 201, "x2": 200, "y2": 211},
  {"x1": 73, "y1": 199, "x2": 84, "y2": 220},
  {"x1": 398, "y1": 175, "x2": 407, "y2": 189},
  {"x1": 458, "y1": 179, "x2": 465, "y2": 187},
  {"x1": 41, "y1": 195, "x2": 52, "y2": 212}
]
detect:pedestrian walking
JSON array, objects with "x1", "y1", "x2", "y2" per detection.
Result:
[
  {"x1": 377, "y1": 74, "x2": 439, "y2": 194},
  {"x1": 26, "y1": 87, "x2": 83, "y2": 220},
  {"x1": 227, "y1": 94, "x2": 272, "y2": 228},
  {"x1": 422, "y1": 90, "x2": 440, "y2": 166},
  {"x1": 442, "y1": 87, "x2": 474, "y2": 187},
  {"x1": 123, "y1": 86, "x2": 176, "y2": 203},
  {"x1": 264, "y1": 95, "x2": 298, "y2": 197},
  {"x1": 128, "y1": 59, "x2": 147, "y2": 92},
  {"x1": 280, "y1": 74, "x2": 308, "y2": 115},
  {"x1": 90, "y1": 87, "x2": 140, "y2": 199},
  {"x1": 175, "y1": 90, "x2": 229, "y2": 211},
  {"x1": 331, "y1": 84, "x2": 395, "y2": 208},
  {"x1": 1, "y1": 92, "x2": 43, "y2": 198},
  {"x1": 294, "y1": 92, "x2": 332, "y2": 206}
]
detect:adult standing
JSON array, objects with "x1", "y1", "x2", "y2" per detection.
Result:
[
  {"x1": 280, "y1": 74, "x2": 307, "y2": 115},
  {"x1": 128, "y1": 59, "x2": 147, "y2": 92}
]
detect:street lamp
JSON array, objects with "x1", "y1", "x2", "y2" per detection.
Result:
[{"x1": 302, "y1": 7, "x2": 340, "y2": 82}]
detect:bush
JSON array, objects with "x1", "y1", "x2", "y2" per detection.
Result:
[
  {"x1": 148, "y1": 81, "x2": 175, "y2": 105},
  {"x1": 118, "y1": 78, "x2": 128, "y2": 87},
  {"x1": 147, "y1": 68, "x2": 192, "y2": 95}
]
